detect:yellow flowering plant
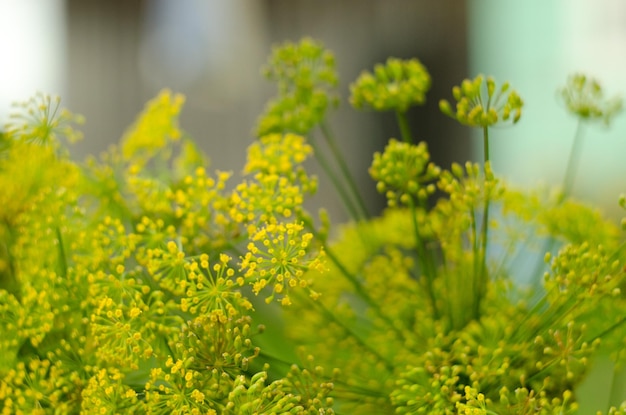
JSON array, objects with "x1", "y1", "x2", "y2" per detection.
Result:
[{"x1": 1, "y1": 37, "x2": 626, "y2": 414}]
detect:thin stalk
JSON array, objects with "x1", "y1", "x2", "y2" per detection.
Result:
[
  {"x1": 529, "y1": 120, "x2": 586, "y2": 286},
  {"x1": 319, "y1": 121, "x2": 369, "y2": 219},
  {"x1": 586, "y1": 315, "x2": 626, "y2": 344},
  {"x1": 470, "y1": 207, "x2": 479, "y2": 312},
  {"x1": 300, "y1": 216, "x2": 408, "y2": 342},
  {"x1": 395, "y1": 110, "x2": 413, "y2": 143},
  {"x1": 409, "y1": 197, "x2": 439, "y2": 319},
  {"x1": 308, "y1": 137, "x2": 363, "y2": 221},
  {"x1": 562, "y1": 119, "x2": 585, "y2": 198},
  {"x1": 475, "y1": 126, "x2": 491, "y2": 319},
  {"x1": 295, "y1": 291, "x2": 395, "y2": 372},
  {"x1": 483, "y1": 126, "x2": 490, "y2": 166},
  {"x1": 55, "y1": 227, "x2": 68, "y2": 279}
]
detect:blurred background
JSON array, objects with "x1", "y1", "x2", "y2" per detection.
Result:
[{"x1": 1, "y1": 0, "x2": 626, "y2": 221}]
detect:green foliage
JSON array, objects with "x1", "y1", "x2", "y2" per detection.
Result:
[{"x1": 1, "y1": 37, "x2": 626, "y2": 415}]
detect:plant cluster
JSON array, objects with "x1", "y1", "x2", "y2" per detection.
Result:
[{"x1": 1, "y1": 38, "x2": 626, "y2": 415}]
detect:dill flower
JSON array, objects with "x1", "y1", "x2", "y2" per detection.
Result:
[
  {"x1": 229, "y1": 173, "x2": 306, "y2": 230},
  {"x1": 439, "y1": 75, "x2": 523, "y2": 127},
  {"x1": 121, "y1": 89, "x2": 185, "y2": 163},
  {"x1": 89, "y1": 296, "x2": 155, "y2": 370},
  {"x1": 225, "y1": 368, "x2": 335, "y2": 414},
  {"x1": 174, "y1": 314, "x2": 260, "y2": 379},
  {"x1": 3, "y1": 92, "x2": 84, "y2": 146},
  {"x1": 559, "y1": 73, "x2": 622, "y2": 125},
  {"x1": 244, "y1": 133, "x2": 317, "y2": 193},
  {"x1": 350, "y1": 57, "x2": 431, "y2": 113},
  {"x1": 244, "y1": 133, "x2": 313, "y2": 176},
  {"x1": 144, "y1": 362, "x2": 218, "y2": 414},
  {"x1": 369, "y1": 139, "x2": 440, "y2": 206},
  {"x1": 239, "y1": 221, "x2": 325, "y2": 305},
  {"x1": 179, "y1": 252, "x2": 254, "y2": 317},
  {"x1": 80, "y1": 367, "x2": 142, "y2": 413},
  {"x1": 168, "y1": 167, "x2": 234, "y2": 252},
  {"x1": 256, "y1": 37, "x2": 339, "y2": 136}
]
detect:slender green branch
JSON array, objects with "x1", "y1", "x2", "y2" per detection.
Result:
[
  {"x1": 562, "y1": 119, "x2": 585, "y2": 198},
  {"x1": 475, "y1": 126, "x2": 491, "y2": 319},
  {"x1": 408, "y1": 197, "x2": 439, "y2": 319},
  {"x1": 395, "y1": 110, "x2": 413, "y2": 143},
  {"x1": 319, "y1": 121, "x2": 370, "y2": 219},
  {"x1": 55, "y1": 227, "x2": 68, "y2": 279},
  {"x1": 300, "y1": 216, "x2": 408, "y2": 341},
  {"x1": 483, "y1": 126, "x2": 490, "y2": 165},
  {"x1": 294, "y1": 291, "x2": 395, "y2": 372},
  {"x1": 530, "y1": 119, "x2": 585, "y2": 286},
  {"x1": 308, "y1": 136, "x2": 363, "y2": 221},
  {"x1": 470, "y1": 207, "x2": 479, "y2": 311},
  {"x1": 586, "y1": 315, "x2": 626, "y2": 344}
]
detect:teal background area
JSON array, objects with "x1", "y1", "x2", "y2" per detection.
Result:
[
  {"x1": 468, "y1": 0, "x2": 626, "y2": 220},
  {"x1": 469, "y1": 1, "x2": 626, "y2": 412}
]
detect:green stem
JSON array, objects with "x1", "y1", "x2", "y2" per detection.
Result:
[
  {"x1": 562, "y1": 119, "x2": 585, "y2": 198},
  {"x1": 474, "y1": 126, "x2": 491, "y2": 319},
  {"x1": 529, "y1": 120, "x2": 586, "y2": 286},
  {"x1": 409, "y1": 197, "x2": 439, "y2": 319},
  {"x1": 308, "y1": 137, "x2": 363, "y2": 221},
  {"x1": 483, "y1": 126, "x2": 490, "y2": 165},
  {"x1": 301, "y1": 216, "x2": 408, "y2": 342},
  {"x1": 55, "y1": 227, "x2": 68, "y2": 279},
  {"x1": 396, "y1": 110, "x2": 413, "y2": 143},
  {"x1": 294, "y1": 291, "x2": 395, "y2": 372},
  {"x1": 319, "y1": 121, "x2": 370, "y2": 219}
]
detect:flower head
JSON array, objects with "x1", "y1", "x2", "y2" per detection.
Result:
[
  {"x1": 559, "y1": 73, "x2": 622, "y2": 125},
  {"x1": 256, "y1": 38, "x2": 339, "y2": 136},
  {"x1": 369, "y1": 139, "x2": 441, "y2": 206},
  {"x1": 245, "y1": 133, "x2": 312, "y2": 176},
  {"x1": 440, "y1": 75, "x2": 523, "y2": 127},
  {"x1": 239, "y1": 221, "x2": 325, "y2": 305},
  {"x1": 350, "y1": 57, "x2": 431, "y2": 113},
  {"x1": 121, "y1": 89, "x2": 185, "y2": 163},
  {"x1": 229, "y1": 173, "x2": 306, "y2": 231},
  {"x1": 244, "y1": 133, "x2": 317, "y2": 193},
  {"x1": 4, "y1": 93, "x2": 84, "y2": 146}
]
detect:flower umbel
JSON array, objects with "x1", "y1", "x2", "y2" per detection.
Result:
[
  {"x1": 256, "y1": 38, "x2": 339, "y2": 136},
  {"x1": 440, "y1": 74, "x2": 523, "y2": 127},
  {"x1": 4, "y1": 93, "x2": 84, "y2": 146},
  {"x1": 243, "y1": 132, "x2": 317, "y2": 193},
  {"x1": 239, "y1": 221, "x2": 325, "y2": 305},
  {"x1": 121, "y1": 89, "x2": 185, "y2": 163},
  {"x1": 370, "y1": 139, "x2": 441, "y2": 207},
  {"x1": 559, "y1": 73, "x2": 623, "y2": 125},
  {"x1": 350, "y1": 57, "x2": 431, "y2": 113}
]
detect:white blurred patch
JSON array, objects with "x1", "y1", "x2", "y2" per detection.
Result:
[{"x1": 0, "y1": 0, "x2": 66, "y2": 121}]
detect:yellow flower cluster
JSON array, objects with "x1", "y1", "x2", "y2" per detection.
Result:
[
  {"x1": 0, "y1": 85, "x2": 331, "y2": 413},
  {"x1": 256, "y1": 37, "x2": 339, "y2": 136},
  {"x1": 350, "y1": 57, "x2": 431, "y2": 113},
  {"x1": 121, "y1": 89, "x2": 185, "y2": 163},
  {"x1": 440, "y1": 75, "x2": 523, "y2": 127},
  {"x1": 240, "y1": 221, "x2": 325, "y2": 305},
  {"x1": 3, "y1": 92, "x2": 84, "y2": 146},
  {"x1": 370, "y1": 139, "x2": 440, "y2": 206},
  {"x1": 244, "y1": 133, "x2": 316, "y2": 193},
  {"x1": 559, "y1": 73, "x2": 623, "y2": 125}
]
